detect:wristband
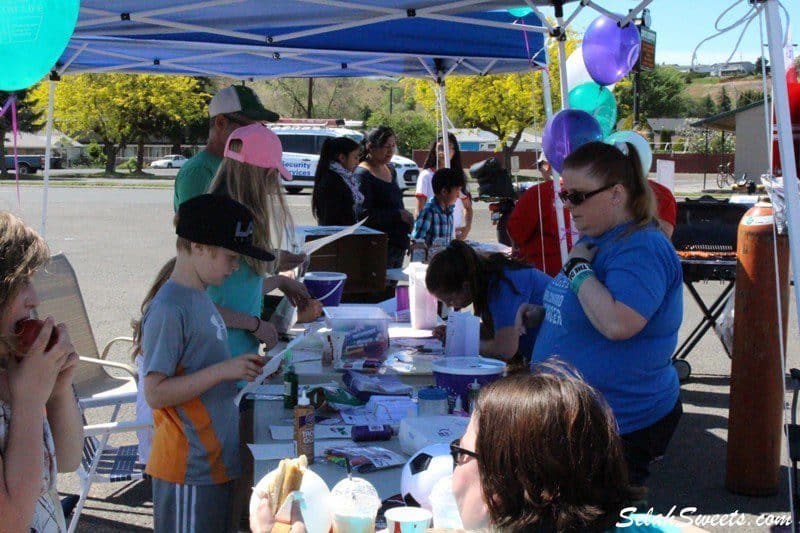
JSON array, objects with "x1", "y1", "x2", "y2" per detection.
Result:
[
  {"x1": 249, "y1": 316, "x2": 261, "y2": 333},
  {"x1": 570, "y1": 268, "x2": 594, "y2": 294},
  {"x1": 563, "y1": 257, "x2": 590, "y2": 278},
  {"x1": 566, "y1": 261, "x2": 593, "y2": 283}
]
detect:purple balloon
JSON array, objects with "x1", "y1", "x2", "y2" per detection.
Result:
[
  {"x1": 542, "y1": 109, "x2": 604, "y2": 174},
  {"x1": 582, "y1": 15, "x2": 641, "y2": 86}
]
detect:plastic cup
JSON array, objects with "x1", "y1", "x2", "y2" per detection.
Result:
[
  {"x1": 395, "y1": 285, "x2": 410, "y2": 320},
  {"x1": 384, "y1": 507, "x2": 432, "y2": 532},
  {"x1": 329, "y1": 477, "x2": 381, "y2": 533}
]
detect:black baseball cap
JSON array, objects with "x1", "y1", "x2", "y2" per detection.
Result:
[{"x1": 176, "y1": 194, "x2": 275, "y2": 261}]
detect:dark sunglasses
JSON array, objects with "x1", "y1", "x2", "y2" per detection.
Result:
[
  {"x1": 558, "y1": 183, "x2": 615, "y2": 206},
  {"x1": 450, "y1": 439, "x2": 479, "y2": 468}
]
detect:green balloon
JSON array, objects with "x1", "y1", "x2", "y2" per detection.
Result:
[
  {"x1": 568, "y1": 82, "x2": 618, "y2": 137},
  {"x1": 507, "y1": 7, "x2": 533, "y2": 17},
  {"x1": 0, "y1": 0, "x2": 80, "y2": 91}
]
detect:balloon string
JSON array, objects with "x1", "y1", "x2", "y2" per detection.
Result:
[{"x1": 0, "y1": 95, "x2": 20, "y2": 205}]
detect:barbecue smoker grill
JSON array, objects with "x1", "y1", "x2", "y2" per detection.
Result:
[{"x1": 671, "y1": 195, "x2": 752, "y2": 381}]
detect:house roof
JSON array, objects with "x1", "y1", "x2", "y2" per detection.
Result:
[
  {"x1": 690, "y1": 99, "x2": 768, "y2": 132},
  {"x1": 3, "y1": 130, "x2": 83, "y2": 149}
]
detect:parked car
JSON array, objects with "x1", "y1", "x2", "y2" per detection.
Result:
[
  {"x1": 268, "y1": 125, "x2": 418, "y2": 194},
  {"x1": 150, "y1": 154, "x2": 187, "y2": 168},
  {"x1": 3, "y1": 155, "x2": 49, "y2": 175}
]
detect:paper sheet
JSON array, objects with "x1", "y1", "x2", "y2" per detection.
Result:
[
  {"x1": 234, "y1": 331, "x2": 309, "y2": 406},
  {"x1": 340, "y1": 396, "x2": 416, "y2": 426},
  {"x1": 301, "y1": 218, "x2": 367, "y2": 256}
]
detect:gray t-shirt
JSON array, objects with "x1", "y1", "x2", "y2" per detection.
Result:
[{"x1": 142, "y1": 280, "x2": 241, "y2": 485}]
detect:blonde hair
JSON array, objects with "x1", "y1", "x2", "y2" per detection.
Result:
[
  {"x1": 0, "y1": 212, "x2": 50, "y2": 359},
  {"x1": 131, "y1": 257, "x2": 176, "y2": 360},
  {"x1": 207, "y1": 153, "x2": 294, "y2": 275}
]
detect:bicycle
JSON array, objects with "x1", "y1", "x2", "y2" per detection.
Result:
[{"x1": 717, "y1": 162, "x2": 735, "y2": 189}]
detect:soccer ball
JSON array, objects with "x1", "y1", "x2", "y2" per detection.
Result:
[{"x1": 400, "y1": 443, "x2": 454, "y2": 510}]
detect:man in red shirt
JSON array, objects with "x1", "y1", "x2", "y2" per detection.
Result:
[{"x1": 508, "y1": 155, "x2": 677, "y2": 276}]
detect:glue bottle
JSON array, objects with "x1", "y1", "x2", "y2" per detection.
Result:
[
  {"x1": 283, "y1": 351, "x2": 298, "y2": 409},
  {"x1": 294, "y1": 389, "x2": 315, "y2": 464}
]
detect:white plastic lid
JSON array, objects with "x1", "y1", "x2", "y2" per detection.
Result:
[
  {"x1": 432, "y1": 357, "x2": 506, "y2": 376},
  {"x1": 298, "y1": 389, "x2": 310, "y2": 406}
]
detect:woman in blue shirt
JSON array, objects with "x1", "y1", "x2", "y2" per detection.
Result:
[
  {"x1": 425, "y1": 240, "x2": 551, "y2": 366},
  {"x1": 526, "y1": 141, "x2": 683, "y2": 487}
]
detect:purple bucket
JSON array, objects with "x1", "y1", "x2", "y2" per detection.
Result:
[
  {"x1": 432, "y1": 357, "x2": 506, "y2": 408},
  {"x1": 303, "y1": 271, "x2": 347, "y2": 307}
]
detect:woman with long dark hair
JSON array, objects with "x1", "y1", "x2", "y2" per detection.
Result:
[
  {"x1": 425, "y1": 240, "x2": 550, "y2": 365},
  {"x1": 451, "y1": 361, "x2": 704, "y2": 532},
  {"x1": 355, "y1": 126, "x2": 414, "y2": 271},
  {"x1": 525, "y1": 141, "x2": 683, "y2": 487},
  {"x1": 415, "y1": 133, "x2": 473, "y2": 240},
  {"x1": 311, "y1": 136, "x2": 362, "y2": 226}
]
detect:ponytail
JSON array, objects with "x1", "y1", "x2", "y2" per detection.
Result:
[
  {"x1": 359, "y1": 125, "x2": 395, "y2": 162},
  {"x1": 562, "y1": 141, "x2": 655, "y2": 232}
]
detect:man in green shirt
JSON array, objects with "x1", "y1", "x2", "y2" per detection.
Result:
[{"x1": 173, "y1": 85, "x2": 280, "y2": 211}]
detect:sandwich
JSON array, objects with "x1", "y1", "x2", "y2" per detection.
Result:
[{"x1": 268, "y1": 455, "x2": 308, "y2": 517}]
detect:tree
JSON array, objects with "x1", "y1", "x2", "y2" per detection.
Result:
[
  {"x1": 614, "y1": 66, "x2": 687, "y2": 121},
  {"x1": 406, "y1": 30, "x2": 579, "y2": 167},
  {"x1": 365, "y1": 110, "x2": 436, "y2": 157},
  {"x1": 699, "y1": 94, "x2": 718, "y2": 117},
  {"x1": 0, "y1": 89, "x2": 44, "y2": 178},
  {"x1": 29, "y1": 74, "x2": 209, "y2": 173},
  {"x1": 718, "y1": 86, "x2": 733, "y2": 112},
  {"x1": 754, "y1": 56, "x2": 769, "y2": 75},
  {"x1": 737, "y1": 88, "x2": 764, "y2": 107}
]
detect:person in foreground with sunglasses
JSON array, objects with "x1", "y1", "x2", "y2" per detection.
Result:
[
  {"x1": 449, "y1": 361, "x2": 705, "y2": 533},
  {"x1": 520, "y1": 141, "x2": 683, "y2": 489}
]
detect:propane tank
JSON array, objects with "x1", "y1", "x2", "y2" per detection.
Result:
[{"x1": 726, "y1": 200, "x2": 790, "y2": 496}]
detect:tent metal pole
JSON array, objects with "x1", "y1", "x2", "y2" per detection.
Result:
[
  {"x1": 41, "y1": 77, "x2": 56, "y2": 239},
  {"x1": 437, "y1": 77, "x2": 451, "y2": 169},
  {"x1": 764, "y1": 0, "x2": 800, "y2": 335},
  {"x1": 542, "y1": 62, "x2": 569, "y2": 266},
  {"x1": 556, "y1": 19, "x2": 569, "y2": 109}
]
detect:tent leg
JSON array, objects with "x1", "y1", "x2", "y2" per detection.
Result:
[
  {"x1": 764, "y1": 1, "x2": 800, "y2": 330},
  {"x1": 41, "y1": 76, "x2": 56, "y2": 239},
  {"x1": 555, "y1": 16, "x2": 570, "y2": 109},
  {"x1": 542, "y1": 65, "x2": 570, "y2": 266},
  {"x1": 436, "y1": 77, "x2": 450, "y2": 169}
]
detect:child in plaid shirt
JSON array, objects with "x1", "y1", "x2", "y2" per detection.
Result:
[{"x1": 411, "y1": 168, "x2": 465, "y2": 246}]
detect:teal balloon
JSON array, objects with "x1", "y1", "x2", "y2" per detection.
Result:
[
  {"x1": 605, "y1": 131, "x2": 653, "y2": 175},
  {"x1": 0, "y1": 0, "x2": 80, "y2": 91},
  {"x1": 568, "y1": 82, "x2": 618, "y2": 137},
  {"x1": 507, "y1": 7, "x2": 533, "y2": 17}
]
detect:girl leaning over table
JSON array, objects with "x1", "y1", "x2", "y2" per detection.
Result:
[
  {"x1": 424, "y1": 240, "x2": 551, "y2": 371},
  {"x1": 0, "y1": 212, "x2": 83, "y2": 532},
  {"x1": 522, "y1": 141, "x2": 683, "y2": 488}
]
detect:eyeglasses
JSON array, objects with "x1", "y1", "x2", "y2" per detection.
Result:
[
  {"x1": 558, "y1": 183, "x2": 615, "y2": 206},
  {"x1": 450, "y1": 439, "x2": 479, "y2": 468}
]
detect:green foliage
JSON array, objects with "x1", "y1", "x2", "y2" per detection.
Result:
[
  {"x1": 614, "y1": 66, "x2": 687, "y2": 121},
  {"x1": 681, "y1": 128, "x2": 735, "y2": 154},
  {"x1": 29, "y1": 74, "x2": 209, "y2": 172},
  {"x1": 365, "y1": 110, "x2": 437, "y2": 157},
  {"x1": 718, "y1": 87, "x2": 733, "y2": 112},
  {"x1": 84, "y1": 141, "x2": 107, "y2": 167},
  {"x1": 118, "y1": 157, "x2": 138, "y2": 172},
  {"x1": 737, "y1": 89, "x2": 764, "y2": 107}
]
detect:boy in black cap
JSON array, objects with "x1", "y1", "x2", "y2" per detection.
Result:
[{"x1": 142, "y1": 194, "x2": 272, "y2": 533}]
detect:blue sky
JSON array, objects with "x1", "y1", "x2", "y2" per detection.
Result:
[{"x1": 554, "y1": 1, "x2": 800, "y2": 67}]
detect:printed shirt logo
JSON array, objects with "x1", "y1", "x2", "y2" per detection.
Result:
[
  {"x1": 210, "y1": 314, "x2": 227, "y2": 341},
  {"x1": 235, "y1": 221, "x2": 254, "y2": 239}
]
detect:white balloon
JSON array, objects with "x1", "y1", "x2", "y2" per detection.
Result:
[
  {"x1": 565, "y1": 46, "x2": 615, "y2": 92},
  {"x1": 250, "y1": 466, "x2": 332, "y2": 533}
]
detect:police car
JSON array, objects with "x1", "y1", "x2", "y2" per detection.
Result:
[{"x1": 268, "y1": 124, "x2": 419, "y2": 194}]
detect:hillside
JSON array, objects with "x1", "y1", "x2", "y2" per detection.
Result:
[{"x1": 684, "y1": 75, "x2": 769, "y2": 106}]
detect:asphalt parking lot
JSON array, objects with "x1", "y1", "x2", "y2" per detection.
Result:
[{"x1": 0, "y1": 183, "x2": 797, "y2": 532}]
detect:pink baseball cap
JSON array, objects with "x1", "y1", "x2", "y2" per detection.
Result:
[{"x1": 224, "y1": 123, "x2": 292, "y2": 181}]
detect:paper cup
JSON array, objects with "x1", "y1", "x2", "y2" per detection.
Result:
[{"x1": 385, "y1": 506, "x2": 432, "y2": 532}]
